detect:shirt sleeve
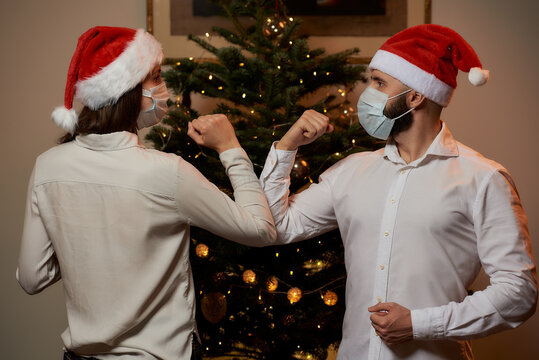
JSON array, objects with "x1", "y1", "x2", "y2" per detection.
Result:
[
  {"x1": 16, "y1": 166, "x2": 61, "y2": 295},
  {"x1": 175, "y1": 147, "x2": 276, "y2": 247},
  {"x1": 411, "y1": 169, "x2": 538, "y2": 340},
  {"x1": 258, "y1": 142, "x2": 338, "y2": 244}
]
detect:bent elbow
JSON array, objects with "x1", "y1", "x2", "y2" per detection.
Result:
[
  {"x1": 16, "y1": 268, "x2": 44, "y2": 295},
  {"x1": 498, "y1": 278, "x2": 538, "y2": 327},
  {"x1": 252, "y1": 222, "x2": 278, "y2": 247}
]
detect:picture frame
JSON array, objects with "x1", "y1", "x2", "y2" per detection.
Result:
[{"x1": 147, "y1": 0, "x2": 432, "y2": 64}]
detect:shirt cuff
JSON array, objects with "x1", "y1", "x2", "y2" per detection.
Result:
[
  {"x1": 411, "y1": 307, "x2": 445, "y2": 340},
  {"x1": 264, "y1": 141, "x2": 297, "y2": 177},
  {"x1": 219, "y1": 147, "x2": 251, "y2": 168}
]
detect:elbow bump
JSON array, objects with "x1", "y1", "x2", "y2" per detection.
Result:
[{"x1": 254, "y1": 224, "x2": 278, "y2": 247}]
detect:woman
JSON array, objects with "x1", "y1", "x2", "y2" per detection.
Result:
[{"x1": 17, "y1": 26, "x2": 276, "y2": 360}]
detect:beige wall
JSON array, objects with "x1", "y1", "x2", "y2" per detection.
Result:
[{"x1": 1, "y1": 0, "x2": 537, "y2": 359}]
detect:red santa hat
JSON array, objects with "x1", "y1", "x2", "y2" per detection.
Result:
[
  {"x1": 369, "y1": 24, "x2": 489, "y2": 107},
  {"x1": 52, "y1": 26, "x2": 163, "y2": 133}
]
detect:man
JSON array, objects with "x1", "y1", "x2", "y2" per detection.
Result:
[{"x1": 259, "y1": 24, "x2": 537, "y2": 359}]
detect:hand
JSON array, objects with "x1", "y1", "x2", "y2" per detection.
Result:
[
  {"x1": 188, "y1": 114, "x2": 241, "y2": 154},
  {"x1": 276, "y1": 110, "x2": 333, "y2": 151},
  {"x1": 368, "y1": 302, "x2": 413, "y2": 346}
]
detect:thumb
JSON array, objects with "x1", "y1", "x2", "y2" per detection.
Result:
[
  {"x1": 368, "y1": 302, "x2": 390, "y2": 313},
  {"x1": 187, "y1": 122, "x2": 204, "y2": 144},
  {"x1": 326, "y1": 123, "x2": 334, "y2": 133}
]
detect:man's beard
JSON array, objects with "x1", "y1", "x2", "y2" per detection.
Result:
[{"x1": 384, "y1": 94, "x2": 413, "y2": 137}]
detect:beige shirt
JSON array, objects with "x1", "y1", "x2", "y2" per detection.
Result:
[{"x1": 17, "y1": 131, "x2": 276, "y2": 359}]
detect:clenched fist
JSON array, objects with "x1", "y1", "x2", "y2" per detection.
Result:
[
  {"x1": 369, "y1": 302, "x2": 413, "y2": 347},
  {"x1": 187, "y1": 114, "x2": 241, "y2": 154},
  {"x1": 276, "y1": 110, "x2": 333, "y2": 151}
]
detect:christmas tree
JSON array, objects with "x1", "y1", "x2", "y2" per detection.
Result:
[{"x1": 146, "y1": 1, "x2": 380, "y2": 358}]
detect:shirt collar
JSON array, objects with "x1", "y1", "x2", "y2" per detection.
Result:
[
  {"x1": 383, "y1": 121, "x2": 459, "y2": 166},
  {"x1": 74, "y1": 131, "x2": 142, "y2": 151}
]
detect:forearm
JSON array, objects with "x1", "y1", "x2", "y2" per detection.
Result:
[
  {"x1": 218, "y1": 147, "x2": 277, "y2": 245},
  {"x1": 412, "y1": 277, "x2": 537, "y2": 341},
  {"x1": 259, "y1": 143, "x2": 338, "y2": 243}
]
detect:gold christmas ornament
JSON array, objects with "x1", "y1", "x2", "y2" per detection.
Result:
[
  {"x1": 323, "y1": 290, "x2": 338, "y2": 306},
  {"x1": 262, "y1": 14, "x2": 291, "y2": 39},
  {"x1": 243, "y1": 269, "x2": 256, "y2": 284},
  {"x1": 291, "y1": 156, "x2": 310, "y2": 180},
  {"x1": 287, "y1": 287, "x2": 302, "y2": 304},
  {"x1": 195, "y1": 243, "x2": 209, "y2": 258},
  {"x1": 201, "y1": 292, "x2": 227, "y2": 324},
  {"x1": 266, "y1": 276, "x2": 279, "y2": 292}
]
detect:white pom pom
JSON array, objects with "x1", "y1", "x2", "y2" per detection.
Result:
[
  {"x1": 52, "y1": 106, "x2": 78, "y2": 133},
  {"x1": 468, "y1": 67, "x2": 490, "y2": 86}
]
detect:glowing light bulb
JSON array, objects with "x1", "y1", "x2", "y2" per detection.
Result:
[{"x1": 195, "y1": 243, "x2": 209, "y2": 258}]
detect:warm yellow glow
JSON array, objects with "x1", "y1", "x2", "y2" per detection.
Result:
[
  {"x1": 195, "y1": 243, "x2": 209, "y2": 258},
  {"x1": 239, "y1": 62, "x2": 245, "y2": 67},
  {"x1": 266, "y1": 276, "x2": 278, "y2": 291},
  {"x1": 242, "y1": 93, "x2": 246, "y2": 98},
  {"x1": 287, "y1": 287, "x2": 302, "y2": 304},
  {"x1": 205, "y1": 32, "x2": 210, "y2": 37},
  {"x1": 323, "y1": 290, "x2": 338, "y2": 306},
  {"x1": 208, "y1": 74, "x2": 213, "y2": 80},
  {"x1": 242, "y1": 269, "x2": 256, "y2": 284},
  {"x1": 176, "y1": 61, "x2": 181, "y2": 66}
]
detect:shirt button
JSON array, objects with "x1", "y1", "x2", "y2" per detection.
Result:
[
  {"x1": 377, "y1": 297, "x2": 382, "y2": 303},
  {"x1": 271, "y1": 159, "x2": 275, "y2": 165},
  {"x1": 400, "y1": 169, "x2": 406, "y2": 174},
  {"x1": 384, "y1": 231, "x2": 390, "y2": 237},
  {"x1": 391, "y1": 198, "x2": 396, "y2": 204},
  {"x1": 379, "y1": 264, "x2": 385, "y2": 270}
]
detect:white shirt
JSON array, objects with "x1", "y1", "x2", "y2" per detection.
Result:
[
  {"x1": 259, "y1": 123, "x2": 537, "y2": 360},
  {"x1": 17, "y1": 131, "x2": 276, "y2": 359}
]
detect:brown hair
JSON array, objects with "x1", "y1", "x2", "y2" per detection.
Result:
[{"x1": 59, "y1": 84, "x2": 143, "y2": 143}]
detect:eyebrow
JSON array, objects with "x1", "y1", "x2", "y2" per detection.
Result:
[{"x1": 371, "y1": 75, "x2": 385, "y2": 83}]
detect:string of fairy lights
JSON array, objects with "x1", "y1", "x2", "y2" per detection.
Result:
[{"x1": 194, "y1": 241, "x2": 343, "y2": 307}]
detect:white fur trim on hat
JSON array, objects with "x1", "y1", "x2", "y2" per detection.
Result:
[
  {"x1": 75, "y1": 29, "x2": 163, "y2": 110},
  {"x1": 369, "y1": 50, "x2": 455, "y2": 107},
  {"x1": 52, "y1": 106, "x2": 78, "y2": 134},
  {"x1": 468, "y1": 67, "x2": 489, "y2": 86}
]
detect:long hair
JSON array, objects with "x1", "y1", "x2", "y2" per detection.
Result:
[{"x1": 59, "y1": 84, "x2": 142, "y2": 143}]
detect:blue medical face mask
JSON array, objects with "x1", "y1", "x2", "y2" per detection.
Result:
[{"x1": 356, "y1": 87, "x2": 414, "y2": 140}]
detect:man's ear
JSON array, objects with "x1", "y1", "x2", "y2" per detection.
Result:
[{"x1": 408, "y1": 90, "x2": 426, "y2": 109}]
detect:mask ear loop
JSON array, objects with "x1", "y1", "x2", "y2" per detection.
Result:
[{"x1": 388, "y1": 88, "x2": 413, "y2": 100}]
